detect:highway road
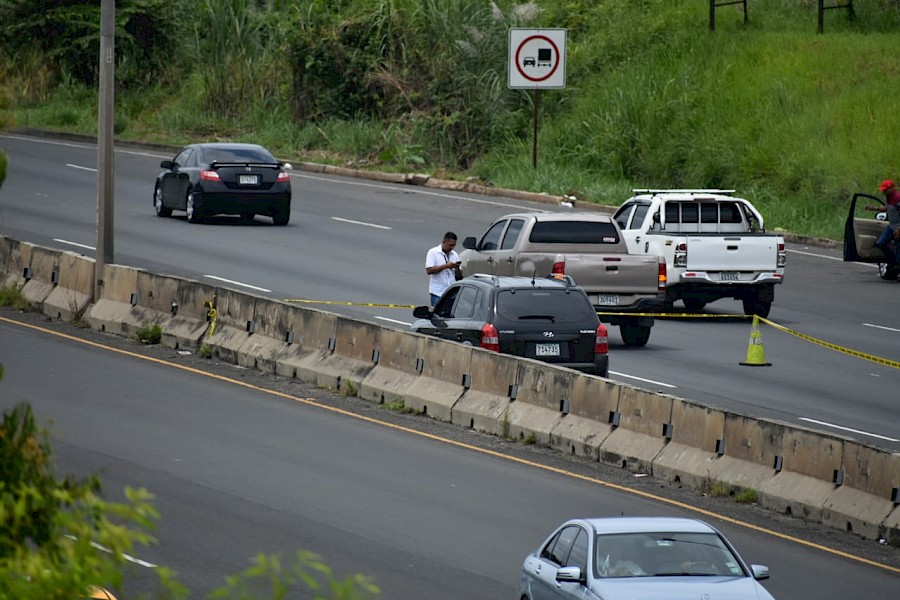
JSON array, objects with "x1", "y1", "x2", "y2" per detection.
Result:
[
  {"x1": 0, "y1": 313, "x2": 897, "y2": 599},
  {"x1": 0, "y1": 133, "x2": 898, "y2": 456}
]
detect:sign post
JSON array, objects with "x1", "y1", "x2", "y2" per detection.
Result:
[{"x1": 508, "y1": 28, "x2": 567, "y2": 169}]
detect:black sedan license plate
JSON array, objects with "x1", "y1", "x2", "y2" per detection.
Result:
[{"x1": 239, "y1": 174, "x2": 259, "y2": 185}]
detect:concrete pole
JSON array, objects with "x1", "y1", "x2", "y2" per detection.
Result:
[{"x1": 95, "y1": 0, "x2": 115, "y2": 300}]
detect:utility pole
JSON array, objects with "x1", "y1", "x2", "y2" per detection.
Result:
[{"x1": 95, "y1": 0, "x2": 115, "y2": 300}]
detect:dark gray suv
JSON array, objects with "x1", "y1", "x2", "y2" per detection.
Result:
[{"x1": 411, "y1": 274, "x2": 609, "y2": 377}]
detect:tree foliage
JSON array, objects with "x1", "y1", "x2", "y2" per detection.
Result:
[{"x1": 0, "y1": 397, "x2": 184, "y2": 599}]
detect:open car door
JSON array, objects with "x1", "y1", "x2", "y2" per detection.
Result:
[
  {"x1": 843, "y1": 192, "x2": 886, "y2": 263},
  {"x1": 844, "y1": 192, "x2": 900, "y2": 280}
]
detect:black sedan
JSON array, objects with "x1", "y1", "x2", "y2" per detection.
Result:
[{"x1": 153, "y1": 143, "x2": 292, "y2": 225}]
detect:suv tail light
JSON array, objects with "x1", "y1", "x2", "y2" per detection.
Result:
[
  {"x1": 658, "y1": 256, "x2": 667, "y2": 290},
  {"x1": 480, "y1": 323, "x2": 500, "y2": 352},
  {"x1": 594, "y1": 323, "x2": 608, "y2": 355},
  {"x1": 200, "y1": 169, "x2": 220, "y2": 181}
]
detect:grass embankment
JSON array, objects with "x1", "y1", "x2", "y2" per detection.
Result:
[{"x1": 2, "y1": 0, "x2": 899, "y2": 240}]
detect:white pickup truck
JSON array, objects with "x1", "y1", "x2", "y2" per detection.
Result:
[{"x1": 613, "y1": 189, "x2": 786, "y2": 317}]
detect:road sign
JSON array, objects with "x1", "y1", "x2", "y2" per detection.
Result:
[{"x1": 508, "y1": 28, "x2": 567, "y2": 89}]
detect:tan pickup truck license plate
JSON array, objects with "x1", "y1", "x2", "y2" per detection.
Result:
[
  {"x1": 595, "y1": 294, "x2": 620, "y2": 305},
  {"x1": 535, "y1": 343, "x2": 560, "y2": 357}
]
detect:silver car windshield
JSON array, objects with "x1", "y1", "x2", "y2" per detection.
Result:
[{"x1": 594, "y1": 532, "x2": 747, "y2": 578}]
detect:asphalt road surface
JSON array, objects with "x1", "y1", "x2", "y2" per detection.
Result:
[{"x1": 1, "y1": 133, "x2": 898, "y2": 453}]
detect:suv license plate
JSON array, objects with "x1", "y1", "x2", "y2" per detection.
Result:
[
  {"x1": 720, "y1": 272, "x2": 739, "y2": 281},
  {"x1": 239, "y1": 174, "x2": 259, "y2": 185},
  {"x1": 535, "y1": 343, "x2": 560, "y2": 357},
  {"x1": 595, "y1": 294, "x2": 619, "y2": 306}
]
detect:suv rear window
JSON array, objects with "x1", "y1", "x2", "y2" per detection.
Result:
[
  {"x1": 496, "y1": 289, "x2": 595, "y2": 323},
  {"x1": 528, "y1": 221, "x2": 619, "y2": 244}
]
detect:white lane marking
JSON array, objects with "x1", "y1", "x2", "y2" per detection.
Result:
[
  {"x1": 863, "y1": 322, "x2": 900, "y2": 333},
  {"x1": 54, "y1": 238, "x2": 95, "y2": 250},
  {"x1": 799, "y1": 418, "x2": 899, "y2": 442},
  {"x1": 609, "y1": 371, "x2": 677, "y2": 389},
  {"x1": 2, "y1": 134, "x2": 169, "y2": 159},
  {"x1": 66, "y1": 163, "x2": 97, "y2": 172},
  {"x1": 65, "y1": 535, "x2": 157, "y2": 568},
  {"x1": 375, "y1": 316, "x2": 411, "y2": 326},
  {"x1": 786, "y1": 248, "x2": 842, "y2": 261},
  {"x1": 331, "y1": 216, "x2": 393, "y2": 230},
  {"x1": 203, "y1": 275, "x2": 271, "y2": 293},
  {"x1": 302, "y1": 173, "x2": 546, "y2": 211}
]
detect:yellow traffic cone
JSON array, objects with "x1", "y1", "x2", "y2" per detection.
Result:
[{"x1": 740, "y1": 315, "x2": 771, "y2": 367}]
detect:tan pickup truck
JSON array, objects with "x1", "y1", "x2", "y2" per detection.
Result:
[{"x1": 458, "y1": 212, "x2": 666, "y2": 347}]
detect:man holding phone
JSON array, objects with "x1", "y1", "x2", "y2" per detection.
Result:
[{"x1": 425, "y1": 231, "x2": 464, "y2": 307}]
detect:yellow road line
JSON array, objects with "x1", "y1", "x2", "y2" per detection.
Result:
[{"x1": 2, "y1": 313, "x2": 896, "y2": 575}]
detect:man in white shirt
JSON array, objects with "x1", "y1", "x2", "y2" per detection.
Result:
[{"x1": 425, "y1": 231, "x2": 463, "y2": 306}]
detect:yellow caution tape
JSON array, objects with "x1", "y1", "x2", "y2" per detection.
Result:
[
  {"x1": 281, "y1": 298, "x2": 417, "y2": 309},
  {"x1": 204, "y1": 296, "x2": 218, "y2": 338},
  {"x1": 758, "y1": 317, "x2": 900, "y2": 369},
  {"x1": 599, "y1": 312, "x2": 750, "y2": 319}
]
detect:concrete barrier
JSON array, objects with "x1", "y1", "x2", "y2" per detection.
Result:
[
  {"x1": 451, "y1": 349, "x2": 520, "y2": 435},
  {"x1": 274, "y1": 307, "x2": 340, "y2": 385},
  {"x1": 87, "y1": 264, "x2": 151, "y2": 338},
  {"x1": 358, "y1": 328, "x2": 423, "y2": 406},
  {"x1": 549, "y1": 375, "x2": 621, "y2": 460},
  {"x1": 20, "y1": 244, "x2": 57, "y2": 306},
  {"x1": 504, "y1": 361, "x2": 576, "y2": 445},
  {"x1": 312, "y1": 316, "x2": 380, "y2": 393},
  {"x1": 401, "y1": 336, "x2": 472, "y2": 421},
  {"x1": 42, "y1": 250, "x2": 93, "y2": 321},
  {"x1": 823, "y1": 441, "x2": 900, "y2": 540},
  {"x1": 598, "y1": 386, "x2": 674, "y2": 473}
]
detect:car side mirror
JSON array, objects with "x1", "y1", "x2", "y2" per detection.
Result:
[
  {"x1": 160, "y1": 160, "x2": 173, "y2": 169},
  {"x1": 462, "y1": 236, "x2": 477, "y2": 250},
  {"x1": 556, "y1": 566, "x2": 584, "y2": 584},
  {"x1": 750, "y1": 564, "x2": 769, "y2": 581},
  {"x1": 413, "y1": 306, "x2": 432, "y2": 319}
]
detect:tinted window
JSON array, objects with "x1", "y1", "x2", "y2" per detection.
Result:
[
  {"x1": 701, "y1": 203, "x2": 718, "y2": 223},
  {"x1": 452, "y1": 286, "x2": 479, "y2": 319},
  {"x1": 613, "y1": 204, "x2": 634, "y2": 229},
  {"x1": 529, "y1": 221, "x2": 619, "y2": 244},
  {"x1": 543, "y1": 526, "x2": 581, "y2": 567},
  {"x1": 496, "y1": 289, "x2": 595, "y2": 323},
  {"x1": 500, "y1": 219, "x2": 525, "y2": 250},
  {"x1": 567, "y1": 529, "x2": 589, "y2": 571},
  {"x1": 720, "y1": 202, "x2": 741, "y2": 224},
  {"x1": 203, "y1": 145, "x2": 276, "y2": 164},
  {"x1": 174, "y1": 148, "x2": 193, "y2": 167},
  {"x1": 681, "y1": 203, "x2": 699, "y2": 223},
  {"x1": 480, "y1": 220, "x2": 506, "y2": 251},
  {"x1": 630, "y1": 204, "x2": 650, "y2": 229},
  {"x1": 434, "y1": 286, "x2": 460, "y2": 318},
  {"x1": 665, "y1": 203, "x2": 680, "y2": 223}
]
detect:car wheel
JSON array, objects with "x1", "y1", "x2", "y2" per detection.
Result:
[
  {"x1": 186, "y1": 190, "x2": 204, "y2": 224},
  {"x1": 272, "y1": 209, "x2": 290, "y2": 226},
  {"x1": 742, "y1": 296, "x2": 771, "y2": 318},
  {"x1": 154, "y1": 185, "x2": 172, "y2": 217},
  {"x1": 620, "y1": 322, "x2": 651, "y2": 347}
]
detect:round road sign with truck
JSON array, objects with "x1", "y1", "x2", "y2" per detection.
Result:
[{"x1": 508, "y1": 28, "x2": 567, "y2": 89}]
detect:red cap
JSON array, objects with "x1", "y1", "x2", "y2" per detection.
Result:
[{"x1": 878, "y1": 179, "x2": 894, "y2": 192}]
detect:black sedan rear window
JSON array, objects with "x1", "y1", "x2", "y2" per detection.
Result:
[
  {"x1": 496, "y1": 289, "x2": 596, "y2": 323},
  {"x1": 529, "y1": 221, "x2": 620, "y2": 244},
  {"x1": 204, "y1": 146, "x2": 276, "y2": 164}
]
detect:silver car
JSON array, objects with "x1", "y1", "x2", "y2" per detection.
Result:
[{"x1": 518, "y1": 517, "x2": 776, "y2": 600}]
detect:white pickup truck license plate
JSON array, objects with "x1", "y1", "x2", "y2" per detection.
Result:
[
  {"x1": 719, "y1": 272, "x2": 739, "y2": 281},
  {"x1": 595, "y1": 294, "x2": 620, "y2": 306},
  {"x1": 239, "y1": 174, "x2": 259, "y2": 185},
  {"x1": 535, "y1": 343, "x2": 560, "y2": 357}
]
